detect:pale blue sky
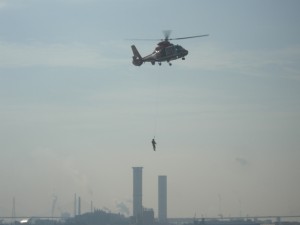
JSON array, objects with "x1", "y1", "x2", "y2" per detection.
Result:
[{"x1": 0, "y1": 0, "x2": 300, "y2": 219}]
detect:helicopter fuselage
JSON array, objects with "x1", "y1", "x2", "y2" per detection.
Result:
[
  {"x1": 132, "y1": 41, "x2": 188, "y2": 66},
  {"x1": 130, "y1": 32, "x2": 208, "y2": 66}
]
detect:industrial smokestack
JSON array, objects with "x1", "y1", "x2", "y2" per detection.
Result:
[
  {"x1": 12, "y1": 197, "x2": 16, "y2": 219},
  {"x1": 132, "y1": 167, "x2": 143, "y2": 218},
  {"x1": 158, "y1": 176, "x2": 167, "y2": 223},
  {"x1": 78, "y1": 196, "x2": 81, "y2": 215},
  {"x1": 74, "y1": 193, "x2": 77, "y2": 217},
  {"x1": 51, "y1": 195, "x2": 57, "y2": 218}
]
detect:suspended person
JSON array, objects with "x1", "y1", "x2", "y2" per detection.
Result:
[{"x1": 151, "y1": 138, "x2": 157, "y2": 151}]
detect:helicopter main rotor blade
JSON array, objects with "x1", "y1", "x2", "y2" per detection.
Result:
[
  {"x1": 125, "y1": 34, "x2": 209, "y2": 41},
  {"x1": 125, "y1": 38, "x2": 160, "y2": 41},
  {"x1": 169, "y1": 34, "x2": 209, "y2": 40},
  {"x1": 163, "y1": 30, "x2": 172, "y2": 40}
]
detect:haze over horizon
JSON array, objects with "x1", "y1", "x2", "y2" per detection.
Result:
[{"x1": 0, "y1": 0, "x2": 300, "y2": 219}]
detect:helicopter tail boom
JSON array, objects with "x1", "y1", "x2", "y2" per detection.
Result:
[{"x1": 131, "y1": 45, "x2": 143, "y2": 66}]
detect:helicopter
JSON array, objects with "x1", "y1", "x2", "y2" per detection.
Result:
[{"x1": 130, "y1": 30, "x2": 208, "y2": 66}]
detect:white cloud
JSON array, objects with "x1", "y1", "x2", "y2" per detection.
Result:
[{"x1": 0, "y1": 41, "x2": 127, "y2": 68}]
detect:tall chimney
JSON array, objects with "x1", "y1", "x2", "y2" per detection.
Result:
[
  {"x1": 158, "y1": 176, "x2": 167, "y2": 223},
  {"x1": 132, "y1": 167, "x2": 143, "y2": 218},
  {"x1": 78, "y1": 196, "x2": 81, "y2": 215},
  {"x1": 74, "y1": 193, "x2": 77, "y2": 217}
]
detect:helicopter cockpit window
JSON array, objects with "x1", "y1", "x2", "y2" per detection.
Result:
[{"x1": 175, "y1": 45, "x2": 182, "y2": 51}]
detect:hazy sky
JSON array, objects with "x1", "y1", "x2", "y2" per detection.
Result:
[{"x1": 1, "y1": 0, "x2": 300, "y2": 219}]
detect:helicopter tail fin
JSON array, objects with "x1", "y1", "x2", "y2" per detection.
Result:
[
  {"x1": 131, "y1": 45, "x2": 142, "y2": 59},
  {"x1": 131, "y1": 45, "x2": 143, "y2": 66}
]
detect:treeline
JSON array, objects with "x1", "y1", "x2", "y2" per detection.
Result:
[{"x1": 67, "y1": 210, "x2": 130, "y2": 225}]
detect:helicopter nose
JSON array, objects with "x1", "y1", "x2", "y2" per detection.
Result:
[{"x1": 184, "y1": 49, "x2": 188, "y2": 56}]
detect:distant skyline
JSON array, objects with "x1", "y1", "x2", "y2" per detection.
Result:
[{"x1": 1, "y1": 0, "x2": 300, "y2": 218}]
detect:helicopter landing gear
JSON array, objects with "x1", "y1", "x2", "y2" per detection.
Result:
[
  {"x1": 168, "y1": 62, "x2": 172, "y2": 66},
  {"x1": 182, "y1": 57, "x2": 185, "y2": 60},
  {"x1": 151, "y1": 61, "x2": 155, "y2": 65},
  {"x1": 158, "y1": 62, "x2": 162, "y2": 66}
]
